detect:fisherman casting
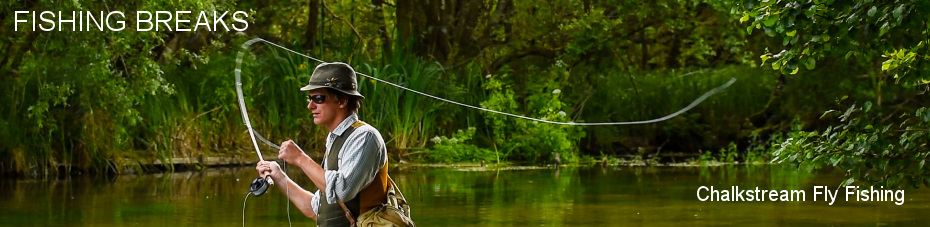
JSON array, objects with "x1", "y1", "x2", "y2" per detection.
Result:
[{"x1": 255, "y1": 62, "x2": 391, "y2": 226}]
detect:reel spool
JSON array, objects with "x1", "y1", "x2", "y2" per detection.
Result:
[{"x1": 249, "y1": 176, "x2": 271, "y2": 196}]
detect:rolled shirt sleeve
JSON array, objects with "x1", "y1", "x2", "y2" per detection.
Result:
[{"x1": 311, "y1": 190, "x2": 321, "y2": 215}]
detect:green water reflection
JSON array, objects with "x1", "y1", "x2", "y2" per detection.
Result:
[{"x1": 1, "y1": 165, "x2": 928, "y2": 226}]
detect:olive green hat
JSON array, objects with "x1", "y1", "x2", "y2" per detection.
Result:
[{"x1": 299, "y1": 62, "x2": 365, "y2": 100}]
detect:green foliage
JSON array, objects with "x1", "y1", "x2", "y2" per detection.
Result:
[
  {"x1": 479, "y1": 64, "x2": 585, "y2": 164},
  {"x1": 356, "y1": 55, "x2": 446, "y2": 157},
  {"x1": 737, "y1": 0, "x2": 930, "y2": 189},
  {"x1": 0, "y1": 0, "x2": 251, "y2": 174},
  {"x1": 736, "y1": 0, "x2": 930, "y2": 80},
  {"x1": 690, "y1": 132, "x2": 778, "y2": 166},
  {"x1": 581, "y1": 65, "x2": 776, "y2": 154},
  {"x1": 692, "y1": 143, "x2": 739, "y2": 166},
  {"x1": 774, "y1": 102, "x2": 930, "y2": 188},
  {"x1": 744, "y1": 132, "x2": 779, "y2": 165},
  {"x1": 9, "y1": 0, "x2": 923, "y2": 175},
  {"x1": 3, "y1": 2, "x2": 350, "y2": 174},
  {"x1": 722, "y1": 142, "x2": 739, "y2": 163},
  {"x1": 695, "y1": 150, "x2": 718, "y2": 166},
  {"x1": 425, "y1": 127, "x2": 496, "y2": 163}
]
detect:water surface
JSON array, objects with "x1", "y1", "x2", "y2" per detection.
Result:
[{"x1": 1, "y1": 165, "x2": 928, "y2": 226}]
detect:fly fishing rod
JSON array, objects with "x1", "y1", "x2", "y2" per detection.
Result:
[
  {"x1": 235, "y1": 38, "x2": 281, "y2": 197},
  {"x1": 236, "y1": 38, "x2": 294, "y2": 227}
]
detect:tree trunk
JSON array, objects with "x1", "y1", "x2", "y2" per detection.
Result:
[
  {"x1": 641, "y1": 31, "x2": 648, "y2": 70},
  {"x1": 422, "y1": 0, "x2": 450, "y2": 63},
  {"x1": 304, "y1": 0, "x2": 319, "y2": 53},
  {"x1": 372, "y1": 0, "x2": 391, "y2": 57},
  {"x1": 396, "y1": 0, "x2": 413, "y2": 54},
  {"x1": 666, "y1": 32, "x2": 680, "y2": 68},
  {"x1": 450, "y1": 0, "x2": 485, "y2": 63}
]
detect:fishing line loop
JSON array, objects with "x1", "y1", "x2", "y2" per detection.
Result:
[{"x1": 235, "y1": 37, "x2": 735, "y2": 129}]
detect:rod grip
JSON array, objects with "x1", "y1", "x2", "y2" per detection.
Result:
[{"x1": 265, "y1": 176, "x2": 275, "y2": 185}]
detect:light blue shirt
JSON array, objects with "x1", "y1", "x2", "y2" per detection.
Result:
[{"x1": 310, "y1": 114, "x2": 387, "y2": 215}]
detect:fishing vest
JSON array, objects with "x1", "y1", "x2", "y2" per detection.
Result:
[{"x1": 318, "y1": 121, "x2": 389, "y2": 227}]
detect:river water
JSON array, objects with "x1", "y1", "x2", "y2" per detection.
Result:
[{"x1": 1, "y1": 165, "x2": 928, "y2": 226}]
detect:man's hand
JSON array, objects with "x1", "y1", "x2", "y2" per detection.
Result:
[
  {"x1": 278, "y1": 140, "x2": 310, "y2": 164},
  {"x1": 255, "y1": 161, "x2": 283, "y2": 181}
]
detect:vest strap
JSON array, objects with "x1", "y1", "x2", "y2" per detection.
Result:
[{"x1": 319, "y1": 121, "x2": 369, "y2": 227}]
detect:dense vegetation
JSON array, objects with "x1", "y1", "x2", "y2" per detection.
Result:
[
  {"x1": 1, "y1": 0, "x2": 927, "y2": 188},
  {"x1": 736, "y1": 0, "x2": 930, "y2": 188}
]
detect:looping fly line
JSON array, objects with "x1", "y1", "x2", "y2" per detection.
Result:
[{"x1": 235, "y1": 38, "x2": 735, "y2": 150}]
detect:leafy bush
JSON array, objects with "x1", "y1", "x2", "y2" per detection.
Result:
[
  {"x1": 480, "y1": 64, "x2": 585, "y2": 164},
  {"x1": 425, "y1": 127, "x2": 496, "y2": 163},
  {"x1": 773, "y1": 102, "x2": 930, "y2": 188}
]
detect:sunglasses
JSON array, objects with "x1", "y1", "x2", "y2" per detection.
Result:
[{"x1": 307, "y1": 94, "x2": 327, "y2": 104}]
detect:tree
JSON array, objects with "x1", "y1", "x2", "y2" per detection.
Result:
[
  {"x1": 304, "y1": 0, "x2": 320, "y2": 52},
  {"x1": 0, "y1": 0, "x2": 240, "y2": 174},
  {"x1": 736, "y1": 0, "x2": 929, "y2": 81},
  {"x1": 737, "y1": 0, "x2": 930, "y2": 188}
]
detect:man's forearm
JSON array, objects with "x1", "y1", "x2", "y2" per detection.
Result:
[
  {"x1": 295, "y1": 155, "x2": 327, "y2": 193},
  {"x1": 273, "y1": 176, "x2": 318, "y2": 220}
]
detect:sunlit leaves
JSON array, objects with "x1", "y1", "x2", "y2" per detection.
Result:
[
  {"x1": 735, "y1": 0, "x2": 930, "y2": 79},
  {"x1": 882, "y1": 42, "x2": 926, "y2": 82}
]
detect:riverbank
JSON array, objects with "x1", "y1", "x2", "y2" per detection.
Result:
[
  {"x1": 105, "y1": 151, "x2": 760, "y2": 176},
  {"x1": 5, "y1": 149, "x2": 769, "y2": 178},
  {"x1": 3, "y1": 136, "x2": 775, "y2": 178}
]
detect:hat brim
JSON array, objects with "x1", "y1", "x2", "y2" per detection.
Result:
[{"x1": 300, "y1": 84, "x2": 365, "y2": 100}]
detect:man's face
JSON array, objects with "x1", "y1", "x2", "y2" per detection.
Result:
[{"x1": 307, "y1": 89, "x2": 341, "y2": 127}]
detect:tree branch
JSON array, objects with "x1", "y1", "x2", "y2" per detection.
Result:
[
  {"x1": 489, "y1": 46, "x2": 559, "y2": 72},
  {"x1": 322, "y1": 0, "x2": 366, "y2": 44}
]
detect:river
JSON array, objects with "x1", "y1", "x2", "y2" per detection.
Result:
[{"x1": 1, "y1": 165, "x2": 928, "y2": 226}]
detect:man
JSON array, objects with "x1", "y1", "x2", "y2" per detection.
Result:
[{"x1": 256, "y1": 62, "x2": 389, "y2": 226}]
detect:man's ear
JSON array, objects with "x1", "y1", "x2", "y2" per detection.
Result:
[{"x1": 339, "y1": 98, "x2": 348, "y2": 109}]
